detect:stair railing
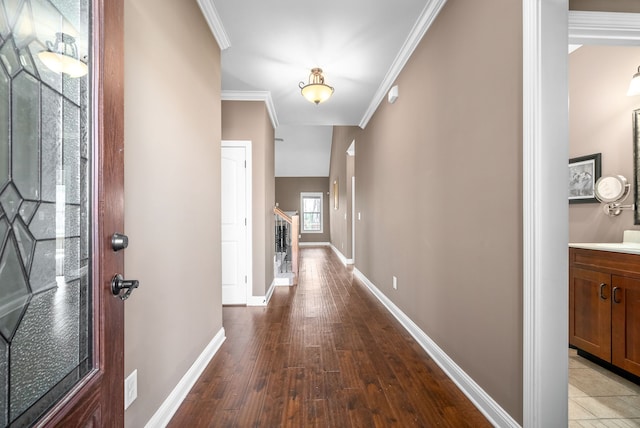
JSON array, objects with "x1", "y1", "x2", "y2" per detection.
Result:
[{"x1": 273, "y1": 207, "x2": 299, "y2": 283}]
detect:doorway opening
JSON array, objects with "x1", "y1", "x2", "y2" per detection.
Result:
[{"x1": 566, "y1": 12, "x2": 640, "y2": 426}]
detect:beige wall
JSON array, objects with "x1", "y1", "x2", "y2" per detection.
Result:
[
  {"x1": 275, "y1": 177, "x2": 331, "y2": 243},
  {"x1": 569, "y1": 46, "x2": 640, "y2": 242},
  {"x1": 123, "y1": 0, "x2": 222, "y2": 426},
  {"x1": 329, "y1": 127, "x2": 361, "y2": 259},
  {"x1": 570, "y1": 0, "x2": 640, "y2": 12},
  {"x1": 337, "y1": 0, "x2": 524, "y2": 422},
  {"x1": 222, "y1": 101, "x2": 275, "y2": 296}
]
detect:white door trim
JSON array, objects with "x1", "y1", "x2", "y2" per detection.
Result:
[
  {"x1": 351, "y1": 175, "x2": 356, "y2": 264},
  {"x1": 568, "y1": 11, "x2": 640, "y2": 45},
  {"x1": 524, "y1": 7, "x2": 640, "y2": 427},
  {"x1": 523, "y1": 2, "x2": 569, "y2": 426},
  {"x1": 221, "y1": 140, "x2": 253, "y2": 304}
]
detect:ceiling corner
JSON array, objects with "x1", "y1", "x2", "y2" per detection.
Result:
[
  {"x1": 221, "y1": 90, "x2": 280, "y2": 129},
  {"x1": 197, "y1": 0, "x2": 231, "y2": 50},
  {"x1": 358, "y1": 0, "x2": 448, "y2": 129}
]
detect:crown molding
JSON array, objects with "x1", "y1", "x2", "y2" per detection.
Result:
[
  {"x1": 197, "y1": 0, "x2": 231, "y2": 50},
  {"x1": 221, "y1": 90, "x2": 279, "y2": 129},
  {"x1": 569, "y1": 11, "x2": 640, "y2": 45},
  {"x1": 358, "y1": 0, "x2": 448, "y2": 129}
]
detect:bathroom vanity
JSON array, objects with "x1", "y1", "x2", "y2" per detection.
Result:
[{"x1": 569, "y1": 243, "x2": 640, "y2": 378}]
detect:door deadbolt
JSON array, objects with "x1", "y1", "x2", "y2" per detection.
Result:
[
  {"x1": 111, "y1": 274, "x2": 139, "y2": 300},
  {"x1": 111, "y1": 233, "x2": 129, "y2": 251}
]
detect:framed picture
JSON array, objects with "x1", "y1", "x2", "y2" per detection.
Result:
[{"x1": 569, "y1": 153, "x2": 601, "y2": 204}]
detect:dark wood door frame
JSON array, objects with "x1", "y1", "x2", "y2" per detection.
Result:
[{"x1": 35, "y1": 0, "x2": 125, "y2": 425}]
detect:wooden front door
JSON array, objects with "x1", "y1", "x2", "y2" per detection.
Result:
[{"x1": 0, "y1": 0, "x2": 124, "y2": 426}]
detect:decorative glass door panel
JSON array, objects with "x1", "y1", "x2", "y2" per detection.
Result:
[{"x1": 0, "y1": 0, "x2": 91, "y2": 425}]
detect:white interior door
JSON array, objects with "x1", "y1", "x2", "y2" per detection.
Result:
[{"x1": 221, "y1": 145, "x2": 248, "y2": 304}]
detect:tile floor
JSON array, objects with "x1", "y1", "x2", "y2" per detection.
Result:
[{"x1": 569, "y1": 348, "x2": 640, "y2": 427}]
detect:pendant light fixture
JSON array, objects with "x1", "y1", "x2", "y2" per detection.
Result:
[
  {"x1": 38, "y1": 32, "x2": 88, "y2": 78},
  {"x1": 299, "y1": 68, "x2": 334, "y2": 105},
  {"x1": 627, "y1": 65, "x2": 640, "y2": 96}
]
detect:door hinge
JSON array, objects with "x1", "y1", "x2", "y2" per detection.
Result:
[
  {"x1": 244, "y1": 218, "x2": 247, "y2": 226},
  {"x1": 245, "y1": 275, "x2": 247, "y2": 283},
  {"x1": 244, "y1": 160, "x2": 246, "y2": 168}
]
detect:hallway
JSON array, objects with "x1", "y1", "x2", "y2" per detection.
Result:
[{"x1": 168, "y1": 247, "x2": 490, "y2": 427}]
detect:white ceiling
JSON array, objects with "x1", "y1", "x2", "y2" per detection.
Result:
[
  {"x1": 275, "y1": 126, "x2": 333, "y2": 177},
  {"x1": 205, "y1": 0, "x2": 444, "y2": 175}
]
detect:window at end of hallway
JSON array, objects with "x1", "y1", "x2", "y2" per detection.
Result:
[{"x1": 300, "y1": 192, "x2": 323, "y2": 233}]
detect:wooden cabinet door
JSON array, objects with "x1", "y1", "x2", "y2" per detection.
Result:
[
  {"x1": 569, "y1": 267, "x2": 612, "y2": 361},
  {"x1": 612, "y1": 275, "x2": 640, "y2": 377}
]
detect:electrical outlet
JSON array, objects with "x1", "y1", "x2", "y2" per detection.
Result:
[
  {"x1": 393, "y1": 276, "x2": 398, "y2": 290},
  {"x1": 124, "y1": 369, "x2": 138, "y2": 410}
]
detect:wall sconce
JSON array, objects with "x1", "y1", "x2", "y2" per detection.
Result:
[
  {"x1": 299, "y1": 68, "x2": 334, "y2": 105},
  {"x1": 594, "y1": 175, "x2": 635, "y2": 216},
  {"x1": 628, "y1": 66, "x2": 640, "y2": 96},
  {"x1": 38, "y1": 32, "x2": 88, "y2": 78}
]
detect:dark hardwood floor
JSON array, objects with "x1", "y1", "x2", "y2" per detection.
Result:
[{"x1": 168, "y1": 247, "x2": 490, "y2": 427}]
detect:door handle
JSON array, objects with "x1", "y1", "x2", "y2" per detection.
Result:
[
  {"x1": 111, "y1": 274, "x2": 139, "y2": 300},
  {"x1": 599, "y1": 283, "x2": 607, "y2": 300},
  {"x1": 613, "y1": 287, "x2": 622, "y2": 304}
]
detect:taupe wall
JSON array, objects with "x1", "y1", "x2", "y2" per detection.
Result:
[
  {"x1": 222, "y1": 101, "x2": 275, "y2": 296},
  {"x1": 123, "y1": 0, "x2": 222, "y2": 426},
  {"x1": 334, "y1": 0, "x2": 524, "y2": 421},
  {"x1": 329, "y1": 127, "x2": 361, "y2": 259},
  {"x1": 569, "y1": 46, "x2": 640, "y2": 242},
  {"x1": 570, "y1": 0, "x2": 640, "y2": 12},
  {"x1": 275, "y1": 177, "x2": 330, "y2": 243}
]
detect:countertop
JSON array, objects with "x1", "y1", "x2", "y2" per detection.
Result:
[{"x1": 569, "y1": 242, "x2": 640, "y2": 255}]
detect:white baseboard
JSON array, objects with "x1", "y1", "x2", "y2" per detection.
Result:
[
  {"x1": 299, "y1": 242, "x2": 330, "y2": 247},
  {"x1": 247, "y1": 295, "x2": 267, "y2": 306},
  {"x1": 246, "y1": 280, "x2": 277, "y2": 306},
  {"x1": 265, "y1": 281, "x2": 275, "y2": 302},
  {"x1": 352, "y1": 269, "x2": 519, "y2": 428},
  {"x1": 144, "y1": 328, "x2": 226, "y2": 428},
  {"x1": 330, "y1": 244, "x2": 354, "y2": 266}
]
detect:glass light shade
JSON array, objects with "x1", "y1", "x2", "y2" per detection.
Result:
[
  {"x1": 628, "y1": 71, "x2": 640, "y2": 96},
  {"x1": 38, "y1": 51, "x2": 88, "y2": 78},
  {"x1": 38, "y1": 32, "x2": 88, "y2": 78},
  {"x1": 299, "y1": 68, "x2": 334, "y2": 104},
  {"x1": 301, "y1": 83, "x2": 334, "y2": 105}
]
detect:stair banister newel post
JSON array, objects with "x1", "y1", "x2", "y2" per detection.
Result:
[
  {"x1": 291, "y1": 214, "x2": 299, "y2": 279},
  {"x1": 273, "y1": 207, "x2": 299, "y2": 285}
]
